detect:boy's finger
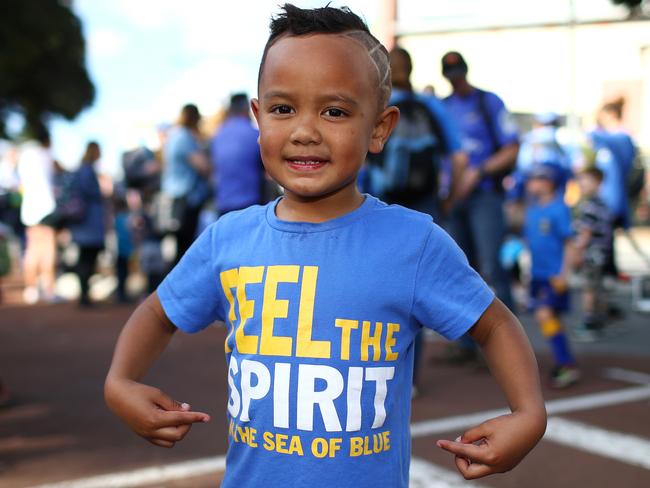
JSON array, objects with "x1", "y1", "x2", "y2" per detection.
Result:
[
  {"x1": 436, "y1": 440, "x2": 487, "y2": 463},
  {"x1": 149, "y1": 438, "x2": 175, "y2": 448},
  {"x1": 460, "y1": 423, "x2": 490, "y2": 443},
  {"x1": 455, "y1": 457, "x2": 493, "y2": 480},
  {"x1": 152, "y1": 424, "x2": 192, "y2": 442},
  {"x1": 157, "y1": 409, "x2": 210, "y2": 427},
  {"x1": 153, "y1": 391, "x2": 189, "y2": 412}
]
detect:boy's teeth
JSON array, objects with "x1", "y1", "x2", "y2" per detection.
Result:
[{"x1": 291, "y1": 160, "x2": 322, "y2": 165}]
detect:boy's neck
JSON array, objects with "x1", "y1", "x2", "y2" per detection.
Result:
[{"x1": 276, "y1": 187, "x2": 365, "y2": 223}]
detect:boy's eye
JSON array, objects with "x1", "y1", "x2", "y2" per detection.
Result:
[
  {"x1": 271, "y1": 105, "x2": 294, "y2": 115},
  {"x1": 324, "y1": 108, "x2": 346, "y2": 118}
]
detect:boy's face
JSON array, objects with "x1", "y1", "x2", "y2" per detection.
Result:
[
  {"x1": 525, "y1": 176, "x2": 555, "y2": 199},
  {"x1": 253, "y1": 33, "x2": 397, "y2": 202},
  {"x1": 577, "y1": 173, "x2": 599, "y2": 197}
]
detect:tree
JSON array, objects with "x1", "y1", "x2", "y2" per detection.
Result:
[
  {"x1": 611, "y1": 0, "x2": 645, "y2": 17},
  {"x1": 0, "y1": 0, "x2": 95, "y2": 138}
]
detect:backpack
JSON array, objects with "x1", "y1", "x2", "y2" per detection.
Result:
[
  {"x1": 627, "y1": 152, "x2": 646, "y2": 200},
  {"x1": 122, "y1": 146, "x2": 160, "y2": 192},
  {"x1": 366, "y1": 96, "x2": 446, "y2": 204},
  {"x1": 52, "y1": 170, "x2": 86, "y2": 227}
]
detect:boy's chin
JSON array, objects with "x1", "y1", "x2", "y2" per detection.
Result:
[{"x1": 283, "y1": 182, "x2": 358, "y2": 202}]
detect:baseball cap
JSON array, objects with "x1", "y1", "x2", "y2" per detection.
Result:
[
  {"x1": 441, "y1": 51, "x2": 468, "y2": 78},
  {"x1": 526, "y1": 163, "x2": 560, "y2": 183}
]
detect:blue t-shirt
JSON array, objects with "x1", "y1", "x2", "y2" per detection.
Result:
[
  {"x1": 211, "y1": 116, "x2": 263, "y2": 213},
  {"x1": 443, "y1": 89, "x2": 518, "y2": 191},
  {"x1": 162, "y1": 126, "x2": 201, "y2": 198},
  {"x1": 524, "y1": 196, "x2": 573, "y2": 279},
  {"x1": 591, "y1": 129, "x2": 636, "y2": 228},
  {"x1": 158, "y1": 195, "x2": 493, "y2": 487}
]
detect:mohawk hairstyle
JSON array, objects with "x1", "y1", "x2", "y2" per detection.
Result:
[{"x1": 257, "y1": 3, "x2": 391, "y2": 108}]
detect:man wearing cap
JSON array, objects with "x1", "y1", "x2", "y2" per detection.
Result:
[{"x1": 441, "y1": 51, "x2": 519, "y2": 311}]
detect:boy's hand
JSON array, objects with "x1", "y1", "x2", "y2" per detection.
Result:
[
  {"x1": 436, "y1": 411, "x2": 544, "y2": 479},
  {"x1": 105, "y1": 378, "x2": 210, "y2": 448},
  {"x1": 549, "y1": 275, "x2": 568, "y2": 293}
]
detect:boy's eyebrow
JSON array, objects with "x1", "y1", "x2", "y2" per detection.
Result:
[{"x1": 263, "y1": 90, "x2": 359, "y2": 107}]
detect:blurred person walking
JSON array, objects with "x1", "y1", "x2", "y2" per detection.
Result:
[
  {"x1": 573, "y1": 166, "x2": 613, "y2": 340},
  {"x1": 368, "y1": 46, "x2": 467, "y2": 394},
  {"x1": 441, "y1": 52, "x2": 518, "y2": 308},
  {"x1": 113, "y1": 192, "x2": 134, "y2": 304},
  {"x1": 0, "y1": 144, "x2": 24, "y2": 240},
  {"x1": 210, "y1": 93, "x2": 265, "y2": 215},
  {"x1": 440, "y1": 51, "x2": 519, "y2": 362},
  {"x1": 69, "y1": 142, "x2": 106, "y2": 307},
  {"x1": 523, "y1": 163, "x2": 579, "y2": 388},
  {"x1": 590, "y1": 98, "x2": 639, "y2": 278},
  {"x1": 371, "y1": 46, "x2": 467, "y2": 219},
  {"x1": 161, "y1": 104, "x2": 211, "y2": 264},
  {"x1": 16, "y1": 127, "x2": 58, "y2": 304}
]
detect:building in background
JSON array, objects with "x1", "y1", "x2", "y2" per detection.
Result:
[{"x1": 393, "y1": 0, "x2": 650, "y2": 149}]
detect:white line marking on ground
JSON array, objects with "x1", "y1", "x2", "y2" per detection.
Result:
[
  {"x1": 32, "y1": 378, "x2": 650, "y2": 487},
  {"x1": 411, "y1": 385, "x2": 650, "y2": 438},
  {"x1": 545, "y1": 416, "x2": 650, "y2": 470},
  {"x1": 409, "y1": 457, "x2": 488, "y2": 487},
  {"x1": 32, "y1": 455, "x2": 483, "y2": 488},
  {"x1": 602, "y1": 367, "x2": 650, "y2": 385},
  {"x1": 32, "y1": 456, "x2": 226, "y2": 488}
]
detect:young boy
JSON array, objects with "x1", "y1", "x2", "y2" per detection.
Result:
[
  {"x1": 105, "y1": 5, "x2": 546, "y2": 486},
  {"x1": 523, "y1": 163, "x2": 580, "y2": 388},
  {"x1": 573, "y1": 166, "x2": 613, "y2": 339}
]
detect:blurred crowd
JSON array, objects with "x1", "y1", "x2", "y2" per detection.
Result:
[
  {"x1": 0, "y1": 48, "x2": 648, "y2": 392},
  {"x1": 0, "y1": 93, "x2": 276, "y2": 308}
]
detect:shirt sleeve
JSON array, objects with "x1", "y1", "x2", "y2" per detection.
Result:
[
  {"x1": 486, "y1": 92, "x2": 519, "y2": 147},
  {"x1": 412, "y1": 224, "x2": 495, "y2": 340},
  {"x1": 157, "y1": 223, "x2": 223, "y2": 332},
  {"x1": 423, "y1": 96, "x2": 462, "y2": 154},
  {"x1": 556, "y1": 203, "x2": 574, "y2": 240}
]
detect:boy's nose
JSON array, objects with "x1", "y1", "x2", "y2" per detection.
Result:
[{"x1": 290, "y1": 116, "x2": 322, "y2": 145}]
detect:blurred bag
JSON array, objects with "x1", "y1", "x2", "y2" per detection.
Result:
[
  {"x1": 139, "y1": 240, "x2": 166, "y2": 275},
  {"x1": 153, "y1": 193, "x2": 184, "y2": 234},
  {"x1": 366, "y1": 95, "x2": 446, "y2": 202},
  {"x1": 627, "y1": 152, "x2": 646, "y2": 200},
  {"x1": 53, "y1": 171, "x2": 86, "y2": 227}
]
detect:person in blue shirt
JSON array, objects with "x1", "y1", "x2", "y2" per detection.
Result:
[
  {"x1": 441, "y1": 51, "x2": 518, "y2": 310},
  {"x1": 382, "y1": 46, "x2": 468, "y2": 395},
  {"x1": 161, "y1": 104, "x2": 212, "y2": 264},
  {"x1": 104, "y1": 5, "x2": 546, "y2": 487},
  {"x1": 591, "y1": 98, "x2": 637, "y2": 231},
  {"x1": 211, "y1": 93, "x2": 265, "y2": 215},
  {"x1": 523, "y1": 163, "x2": 579, "y2": 388},
  {"x1": 70, "y1": 141, "x2": 106, "y2": 307},
  {"x1": 589, "y1": 98, "x2": 639, "y2": 279}
]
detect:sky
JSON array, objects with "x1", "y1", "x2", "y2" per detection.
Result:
[{"x1": 50, "y1": 0, "x2": 381, "y2": 177}]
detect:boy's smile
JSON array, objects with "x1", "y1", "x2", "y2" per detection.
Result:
[{"x1": 253, "y1": 33, "x2": 397, "y2": 221}]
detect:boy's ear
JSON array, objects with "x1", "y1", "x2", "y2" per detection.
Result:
[
  {"x1": 251, "y1": 98, "x2": 260, "y2": 122},
  {"x1": 368, "y1": 106, "x2": 400, "y2": 154},
  {"x1": 251, "y1": 99, "x2": 261, "y2": 144}
]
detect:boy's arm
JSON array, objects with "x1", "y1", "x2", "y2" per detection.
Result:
[
  {"x1": 104, "y1": 292, "x2": 210, "y2": 448},
  {"x1": 437, "y1": 299, "x2": 547, "y2": 479}
]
